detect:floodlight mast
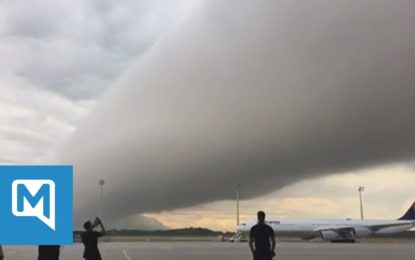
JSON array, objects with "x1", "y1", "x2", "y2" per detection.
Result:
[
  {"x1": 358, "y1": 186, "x2": 365, "y2": 220},
  {"x1": 236, "y1": 184, "x2": 240, "y2": 227},
  {"x1": 98, "y1": 179, "x2": 105, "y2": 219}
]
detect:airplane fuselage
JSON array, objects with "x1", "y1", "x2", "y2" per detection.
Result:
[{"x1": 237, "y1": 219, "x2": 415, "y2": 240}]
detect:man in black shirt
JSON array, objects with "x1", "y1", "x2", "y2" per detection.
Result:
[
  {"x1": 38, "y1": 245, "x2": 60, "y2": 260},
  {"x1": 249, "y1": 211, "x2": 275, "y2": 260},
  {"x1": 81, "y1": 217, "x2": 106, "y2": 260}
]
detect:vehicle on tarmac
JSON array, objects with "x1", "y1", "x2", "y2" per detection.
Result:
[{"x1": 229, "y1": 232, "x2": 247, "y2": 242}]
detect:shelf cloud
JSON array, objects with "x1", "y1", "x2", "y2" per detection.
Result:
[{"x1": 62, "y1": 0, "x2": 415, "y2": 225}]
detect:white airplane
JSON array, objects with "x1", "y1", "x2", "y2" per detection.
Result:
[{"x1": 236, "y1": 202, "x2": 415, "y2": 242}]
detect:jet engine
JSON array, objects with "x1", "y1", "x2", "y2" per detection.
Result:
[
  {"x1": 353, "y1": 227, "x2": 373, "y2": 237},
  {"x1": 319, "y1": 230, "x2": 340, "y2": 241}
]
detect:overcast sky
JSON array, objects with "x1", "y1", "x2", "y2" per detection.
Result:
[
  {"x1": 0, "y1": 0, "x2": 197, "y2": 163},
  {"x1": 1, "y1": 0, "x2": 415, "y2": 230}
]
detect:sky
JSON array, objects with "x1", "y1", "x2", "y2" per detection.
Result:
[{"x1": 1, "y1": 0, "x2": 415, "y2": 231}]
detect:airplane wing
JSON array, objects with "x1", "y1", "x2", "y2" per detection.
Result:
[
  {"x1": 314, "y1": 221, "x2": 413, "y2": 233},
  {"x1": 363, "y1": 222, "x2": 414, "y2": 232},
  {"x1": 313, "y1": 225, "x2": 355, "y2": 235}
]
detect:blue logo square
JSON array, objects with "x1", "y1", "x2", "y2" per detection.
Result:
[{"x1": 0, "y1": 165, "x2": 73, "y2": 245}]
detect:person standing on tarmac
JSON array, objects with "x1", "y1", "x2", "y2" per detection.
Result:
[
  {"x1": 249, "y1": 211, "x2": 276, "y2": 260},
  {"x1": 0, "y1": 245, "x2": 4, "y2": 260},
  {"x1": 81, "y1": 217, "x2": 106, "y2": 260},
  {"x1": 38, "y1": 245, "x2": 60, "y2": 260}
]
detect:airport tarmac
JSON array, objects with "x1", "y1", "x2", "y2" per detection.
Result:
[{"x1": 3, "y1": 241, "x2": 415, "y2": 260}]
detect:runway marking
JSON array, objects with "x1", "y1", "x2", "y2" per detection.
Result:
[{"x1": 123, "y1": 249, "x2": 133, "y2": 260}]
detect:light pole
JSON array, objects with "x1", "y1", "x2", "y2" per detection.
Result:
[
  {"x1": 98, "y1": 179, "x2": 105, "y2": 219},
  {"x1": 236, "y1": 184, "x2": 240, "y2": 227},
  {"x1": 358, "y1": 186, "x2": 365, "y2": 220}
]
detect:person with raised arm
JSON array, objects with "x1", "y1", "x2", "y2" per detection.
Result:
[{"x1": 81, "y1": 217, "x2": 106, "y2": 260}]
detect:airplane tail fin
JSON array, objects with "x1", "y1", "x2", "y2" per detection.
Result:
[{"x1": 398, "y1": 202, "x2": 415, "y2": 220}]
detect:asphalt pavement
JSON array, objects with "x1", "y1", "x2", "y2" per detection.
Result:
[{"x1": 3, "y1": 241, "x2": 415, "y2": 260}]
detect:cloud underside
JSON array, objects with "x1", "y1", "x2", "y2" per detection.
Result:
[
  {"x1": 0, "y1": 0, "x2": 192, "y2": 99},
  {"x1": 63, "y1": 0, "x2": 415, "y2": 224}
]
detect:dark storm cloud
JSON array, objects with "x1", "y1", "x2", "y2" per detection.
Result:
[
  {"x1": 111, "y1": 214, "x2": 167, "y2": 230},
  {"x1": 62, "y1": 0, "x2": 415, "y2": 223}
]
